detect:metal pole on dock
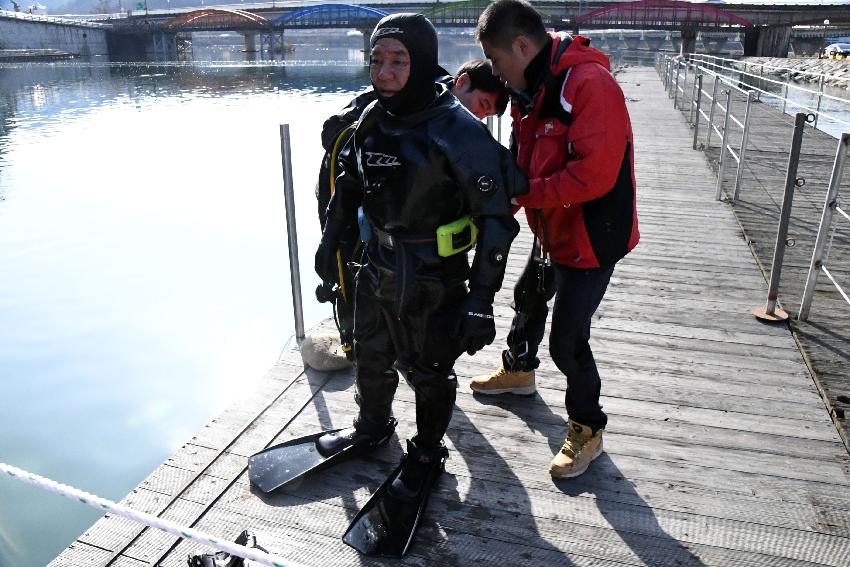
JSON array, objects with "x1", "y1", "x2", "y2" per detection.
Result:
[
  {"x1": 753, "y1": 113, "x2": 810, "y2": 322},
  {"x1": 799, "y1": 133, "x2": 850, "y2": 321},
  {"x1": 715, "y1": 89, "x2": 733, "y2": 201},
  {"x1": 279, "y1": 124, "x2": 305, "y2": 341},
  {"x1": 692, "y1": 74, "x2": 703, "y2": 148},
  {"x1": 733, "y1": 90, "x2": 755, "y2": 201},
  {"x1": 705, "y1": 76, "x2": 719, "y2": 149}
]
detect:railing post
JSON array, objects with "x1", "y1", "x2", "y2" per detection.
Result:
[
  {"x1": 705, "y1": 75, "x2": 719, "y2": 149},
  {"x1": 715, "y1": 88, "x2": 733, "y2": 201},
  {"x1": 813, "y1": 75, "x2": 825, "y2": 130},
  {"x1": 693, "y1": 74, "x2": 703, "y2": 149},
  {"x1": 673, "y1": 61, "x2": 681, "y2": 107},
  {"x1": 753, "y1": 113, "x2": 809, "y2": 322},
  {"x1": 279, "y1": 124, "x2": 305, "y2": 341},
  {"x1": 782, "y1": 82, "x2": 789, "y2": 114},
  {"x1": 667, "y1": 57, "x2": 673, "y2": 93},
  {"x1": 799, "y1": 133, "x2": 850, "y2": 321},
  {"x1": 733, "y1": 90, "x2": 755, "y2": 201},
  {"x1": 689, "y1": 72, "x2": 698, "y2": 124}
]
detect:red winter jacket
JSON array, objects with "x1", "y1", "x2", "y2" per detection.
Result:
[{"x1": 512, "y1": 33, "x2": 639, "y2": 268}]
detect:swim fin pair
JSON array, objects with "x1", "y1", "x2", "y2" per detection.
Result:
[
  {"x1": 248, "y1": 425, "x2": 447, "y2": 558},
  {"x1": 248, "y1": 419, "x2": 397, "y2": 493}
]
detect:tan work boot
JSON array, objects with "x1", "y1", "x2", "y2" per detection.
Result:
[
  {"x1": 549, "y1": 419, "x2": 604, "y2": 479},
  {"x1": 469, "y1": 364, "x2": 536, "y2": 395}
]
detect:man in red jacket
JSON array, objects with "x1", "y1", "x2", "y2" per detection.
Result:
[{"x1": 471, "y1": 0, "x2": 639, "y2": 480}]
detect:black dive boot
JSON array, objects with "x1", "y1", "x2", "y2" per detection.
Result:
[
  {"x1": 342, "y1": 439, "x2": 449, "y2": 557},
  {"x1": 248, "y1": 418, "x2": 396, "y2": 493}
]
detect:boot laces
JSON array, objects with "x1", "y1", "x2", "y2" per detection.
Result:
[{"x1": 560, "y1": 428, "x2": 590, "y2": 458}]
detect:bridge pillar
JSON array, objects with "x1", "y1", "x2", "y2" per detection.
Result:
[
  {"x1": 680, "y1": 25, "x2": 697, "y2": 56},
  {"x1": 760, "y1": 25, "x2": 792, "y2": 57},
  {"x1": 359, "y1": 28, "x2": 372, "y2": 62},
  {"x1": 243, "y1": 33, "x2": 257, "y2": 53},
  {"x1": 149, "y1": 32, "x2": 176, "y2": 62},
  {"x1": 745, "y1": 25, "x2": 792, "y2": 57}
]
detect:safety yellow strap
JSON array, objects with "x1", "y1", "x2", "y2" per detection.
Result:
[{"x1": 329, "y1": 124, "x2": 355, "y2": 302}]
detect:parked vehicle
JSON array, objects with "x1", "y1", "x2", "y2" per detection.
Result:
[{"x1": 823, "y1": 43, "x2": 850, "y2": 57}]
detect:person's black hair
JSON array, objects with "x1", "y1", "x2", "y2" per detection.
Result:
[
  {"x1": 475, "y1": 0, "x2": 548, "y2": 51},
  {"x1": 455, "y1": 59, "x2": 509, "y2": 115}
]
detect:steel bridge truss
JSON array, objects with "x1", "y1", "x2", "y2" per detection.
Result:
[
  {"x1": 163, "y1": 8, "x2": 271, "y2": 32},
  {"x1": 577, "y1": 0, "x2": 751, "y2": 30},
  {"x1": 271, "y1": 4, "x2": 388, "y2": 30}
]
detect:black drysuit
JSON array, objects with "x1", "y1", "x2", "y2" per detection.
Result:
[{"x1": 323, "y1": 86, "x2": 526, "y2": 450}]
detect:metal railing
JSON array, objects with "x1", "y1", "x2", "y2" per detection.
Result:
[
  {"x1": 799, "y1": 133, "x2": 850, "y2": 321},
  {"x1": 659, "y1": 56, "x2": 755, "y2": 202},
  {"x1": 656, "y1": 54, "x2": 850, "y2": 323},
  {"x1": 690, "y1": 53, "x2": 850, "y2": 135}
]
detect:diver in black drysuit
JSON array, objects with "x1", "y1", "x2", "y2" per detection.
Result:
[
  {"x1": 314, "y1": 68, "x2": 460, "y2": 357},
  {"x1": 312, "y1": 13, "x2": 527, "y2": 556}
]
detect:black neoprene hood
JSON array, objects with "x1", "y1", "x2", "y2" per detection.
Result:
[{"x1": 370, "y1": 13, "x2": 440, "y2": 115}]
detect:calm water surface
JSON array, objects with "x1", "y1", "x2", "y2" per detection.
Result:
[{"x1": 0, "y1": 34, "x2": 489, "y2": 567}]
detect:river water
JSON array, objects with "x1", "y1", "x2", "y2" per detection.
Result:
[{"x1": 0, "y1": 30, "x2": 489, "y2": 567}]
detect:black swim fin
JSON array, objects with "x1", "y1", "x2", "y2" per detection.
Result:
[
  {"x1": 248, "y1": 420, "x2": 396, "y2": 493},
  {"x1": 342, "y1": 440, "x2": 448, "y2": 557}
]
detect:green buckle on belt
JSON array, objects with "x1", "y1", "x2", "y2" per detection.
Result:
[{"x1": 436, "y1": 215, "x2": 478, "y2": 257}]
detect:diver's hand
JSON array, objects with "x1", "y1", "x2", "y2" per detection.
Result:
[
  {"x1": 454, "y1": 294, "x2": 496, "y2": 356},
  {"x1": 315, "y1": 220, "x2": 343, "y2": 283}
]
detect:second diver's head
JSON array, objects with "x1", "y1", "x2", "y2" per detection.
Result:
[
  {"x1": 451, "y1": 59, "x2": 510, "y2": 119},
  {"x1": 370, "y1": 13, "x2": 439, "y2": 115}
]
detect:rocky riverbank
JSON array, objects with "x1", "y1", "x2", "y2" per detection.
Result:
[{"x1": 741, "y1": 57, "x2": 850, "y2": 90}]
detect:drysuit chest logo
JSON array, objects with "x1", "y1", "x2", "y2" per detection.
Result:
[{"x1": 365, "y1": 152, "x2": 401, "y2": 167}]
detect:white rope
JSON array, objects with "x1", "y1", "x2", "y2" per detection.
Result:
[{"x1": 0, "y1": 462, "x2": 301, "y2": 567}]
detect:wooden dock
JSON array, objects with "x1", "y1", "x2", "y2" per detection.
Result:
[
  {"x1": 673, "y1": 66, "x2": 850, "y2": 449},
  {"x1": 50, "y1": 67, "x2": 850, "y2": 567}
]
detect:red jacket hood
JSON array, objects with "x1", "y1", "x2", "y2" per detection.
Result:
[{"x1": 550, "y1": 33, "x2": 611, "y2": 74}]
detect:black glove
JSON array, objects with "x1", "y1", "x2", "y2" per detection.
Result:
[
  {"x1": 454, "y1": 293, "x2": 496, "y2": 356},
  {"x1": 315, "y1": 219, "x2": 344, "y2": 284}
]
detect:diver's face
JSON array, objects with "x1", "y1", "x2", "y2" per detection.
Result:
[
  {"x1": 453, "y1": 73, "x2": 500, "y2": 119},
  {"x1": 370, "y1": 38, "x2": 411, "y2": 97}
]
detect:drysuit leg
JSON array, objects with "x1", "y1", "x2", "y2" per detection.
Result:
[
  {"x1": 406, "y1": 281, "x2": 466, "y2": 449},
  {"x1": 351, "y1": 265, "x2": 399, "y2": 437}
]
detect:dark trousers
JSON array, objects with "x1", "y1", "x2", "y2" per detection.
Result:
[
  {"x1": 352, "y1": 255, "x2": 464, "y2": 450},
  {"x1": 503, "y1": 253, "x2": 615, "y2": 432}
]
